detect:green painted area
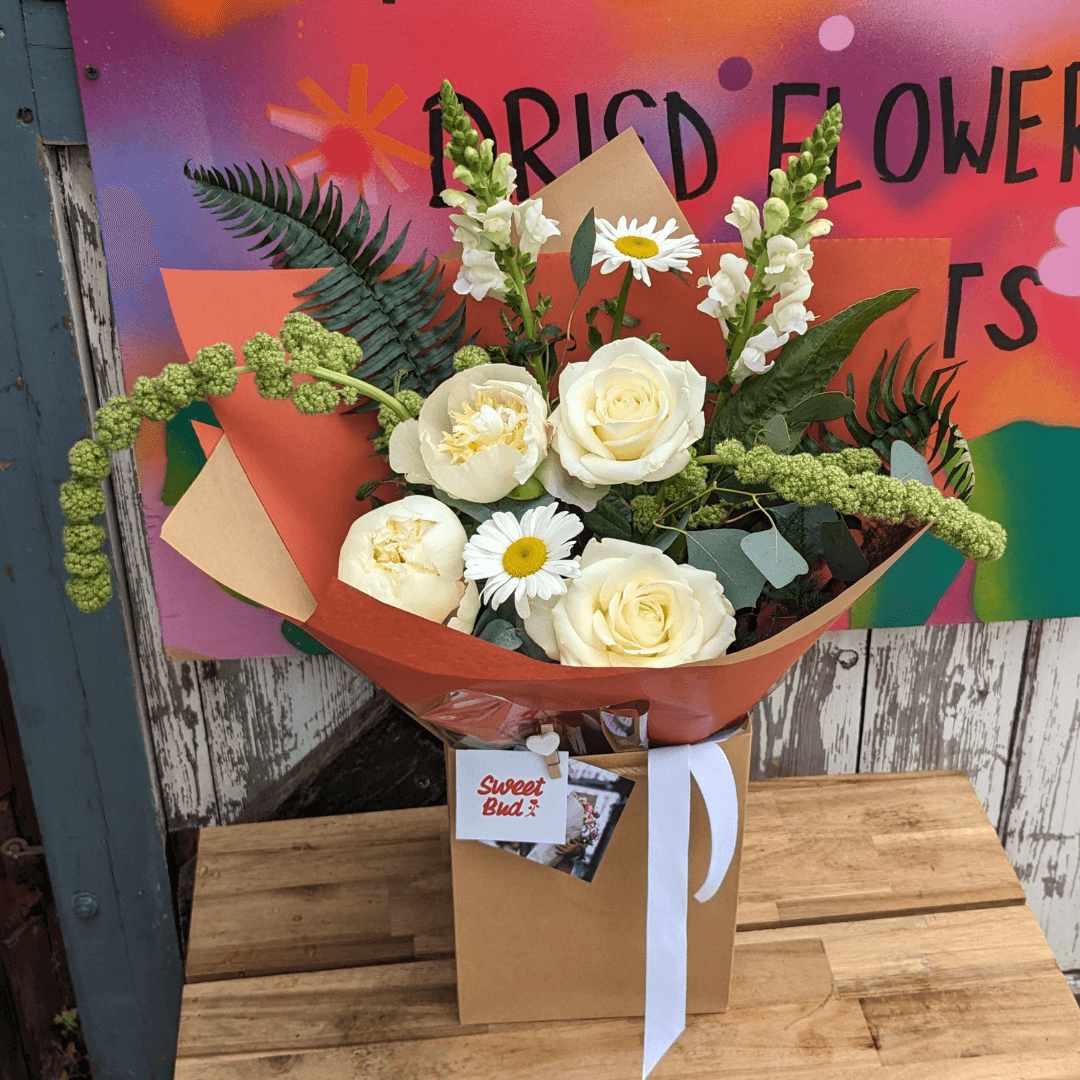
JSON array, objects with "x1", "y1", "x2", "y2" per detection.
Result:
[
  {"x1": 850, "y1": 531, "x2": 964, "y2": 628},
  {"x1": 161, "y1": 400, "x2": 219, "y2": 506},
  {"x1": 969, "y1": 422, "x2": 1080, "y2": 622},
  {"x1": 281, "y1": 619, "x2": 331, "y2": 654},
  {"x1": 852, "y1": 421, "x2": 1080, "y2": 626}
]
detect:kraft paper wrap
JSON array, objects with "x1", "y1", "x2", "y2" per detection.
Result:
[
  {"x1": 447, "y1": 718, "x2": 753, "y2": 1025},
  {"x1": 159, "y1": 132, "x2": 948, "y2": 743}
]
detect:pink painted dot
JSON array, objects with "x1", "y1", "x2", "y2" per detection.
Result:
[
  {"x1": 818, "y1": 15, "x2": 855, "y2": 51},
  {"x1": 1038, "y1": 247, "x2": 1080, "y2": 296},
  {"x1": 1054, "y1": 206, "x2": 1080, "y2": 246}
]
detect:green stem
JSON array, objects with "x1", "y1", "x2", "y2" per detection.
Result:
[
  {"x1": 234, "y1": 363, "x2": 410, "y2": 419},
  {"x1": 609, "y1": 264, "x2": 634, "y2": 342},
  {"x1": 308, "y1": 366, "x2": 410, "y2": 419},
  {"x1": 505, "y1": 256, "x2": 537, "y2": 341},
  {"x1": 725, "y1": 254, "x2": 771, "y2": 377}
]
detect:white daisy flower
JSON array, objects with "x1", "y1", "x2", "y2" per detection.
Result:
[
  {"x1": 592, "y1": 216, "x2": 701, "y2": 287},
  {"x1": 462, "y1": 502, "x2": 584, "y2": 619}
]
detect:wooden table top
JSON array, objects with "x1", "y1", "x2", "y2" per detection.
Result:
[{"x1": 176, "y1": 771, "x2": 1080, "y2": 1078}]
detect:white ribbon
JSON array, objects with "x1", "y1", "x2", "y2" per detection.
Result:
[{"x1": 642, "y1": 742, "x2": 739, "y2": 1079}]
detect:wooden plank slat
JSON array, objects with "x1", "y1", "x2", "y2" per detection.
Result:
[
  {"x1": 184, "y1": 773, "x2": 1025, "y2": 982},
  {"x1": 861, "y1": 621, "x2": 1030, "y2": 820},
  {"x1": 48, "y1": 144, "x2": 222, "y2": 829},
  {"x1": 751, "y1": 629, "x2": 869, "y2": 779},
  {"x1": 196, "y1": 654, "x2": 377, "y2": 823},
  {"x1": 175, "y1": 907, "x2": 1080, "y2": 1076},
  {"x1": 1001, "y1": 617, "x2": 1080, "y2": 973},
  {"x1": 186, "y1": 807, "x2": 452, "y2": 981}
]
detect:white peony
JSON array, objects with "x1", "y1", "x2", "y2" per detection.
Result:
[
  {"x1": 388, "y1": 364, "x2": 549, "y2": 503},
  {"x1": 523, "y1": 538, "x2": 736, "y2": 667},
  {"x1": 549, "y1": 337, "x2": 706, "y2": 487},
  {"x1": 338, "y1": 495, "x2": 477, "y2": 629}
]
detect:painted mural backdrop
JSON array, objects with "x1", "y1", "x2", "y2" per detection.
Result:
[{"x1": 67, "y1": 0, "x2": 1080, "y2": 659}]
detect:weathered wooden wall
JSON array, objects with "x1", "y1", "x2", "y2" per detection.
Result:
[{"x1": 53, "y1": 145, "x2": 1080, "y2": 987}]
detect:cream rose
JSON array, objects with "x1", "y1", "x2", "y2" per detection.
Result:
[
  {"x1": 338, "y1": 495, "x2": 477, "y2": 630},
  {"x1": 550, "y1": 337, "x2": 706, "y2": 487},
  {"x1": 523, "y1": 538, "x2": 736, "y2": 667},
  {"x1": 389, "y1": 364, "x2": 549, "y2": 503}
]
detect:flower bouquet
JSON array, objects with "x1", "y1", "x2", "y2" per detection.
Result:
[{"x1": 59, "y1": 82, "x2": 1005, "y2": 1073}]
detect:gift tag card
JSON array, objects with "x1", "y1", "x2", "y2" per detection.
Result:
[
  {"x1": 455, "y1": 750, "x2": 569, "y2": 843},
  {"x1": 477, "y1": 758, "x2": 636, "y2": 883}
]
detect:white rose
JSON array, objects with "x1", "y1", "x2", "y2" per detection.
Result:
[
  {"x1": 338, "y1": 495, "x2": 475, "y2": 627},
  {"x1": 388, "y1": 364, "x2": 549, "y2": 503},
  {"x1": 550, "y1": 337, "x2": 706, "y2": 487},
  {"x1": 524, "y1": 538, "x2": 736, "y2": 667}
]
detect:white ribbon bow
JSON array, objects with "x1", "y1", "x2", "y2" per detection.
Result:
[{"x1": 643, "y1": 743, "x2": 739, "y2": 1078}]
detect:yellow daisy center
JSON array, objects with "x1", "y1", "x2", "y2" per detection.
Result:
[
  {"x1": 502, "y1": 536, "x2": 548, "y2": 578},
  {"x1": 614, "y1": 235, "x2": 660, "y2": 259}
]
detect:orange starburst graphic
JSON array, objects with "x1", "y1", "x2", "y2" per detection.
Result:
[{"x1": 267, "y1": 64, "x2": 432, "y2": 200}]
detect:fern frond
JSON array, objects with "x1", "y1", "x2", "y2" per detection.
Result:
[
  {"x1": 184, "y1": 162, "x2": 465, "y2": 396},
  {"x1": 821, "y1": 342, "x2": 975, "y2": 501}
]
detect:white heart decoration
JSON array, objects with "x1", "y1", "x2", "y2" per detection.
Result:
[{"x1": 526, "y1": 732, "x2": 560, "y2": 758}]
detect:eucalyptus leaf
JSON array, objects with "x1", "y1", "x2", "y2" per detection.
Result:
[
  {"x1": 583, "y1": 494, "x2": 634, "y2": 541},
  {"x1": 890, "y1": 440, "x2": 935, "y2": 487},
  {"x1": 569, "y1": 208, "x2": 596, "y2": 292},
  {"x1": 710, "y1": 289, "x2": 917, "y2": 445},
  {"x1": 761, "y1": 414, "x2": 800, "y2": 454},
  {"x1": 479, "y1": 619, "x2": 523, "y2": 650},
  {"x1": 740, "y1": 528, "x2": 810, "y2": 588},
  {"x1": 820, "y1": 519, "x2": 870, "y2": 581},
  {"x1": 685, "y1": 528, "x2": 767, "y2": 610},
  {"x1": 787, "y1": 392, "x2": 857, "y2": 427}
]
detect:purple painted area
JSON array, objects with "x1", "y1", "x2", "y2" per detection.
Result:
[{"x1": 717, "y1": 57, "x2": 752, "y2": 92}]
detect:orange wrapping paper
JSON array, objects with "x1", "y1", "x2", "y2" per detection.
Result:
[{"x1": 160, "y1": 235, "x2": 944, "y2": 745}]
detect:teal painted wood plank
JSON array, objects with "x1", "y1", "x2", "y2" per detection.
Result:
[
  {"x1": 27, "y1": 42, "x2": 88, "y2": 143},
  {"x1": 22, "y1": 0, "x2": 87, "y2": 142},
  {"x1": 0, "y1": 2, "x2": 182, "y2": 1077}
]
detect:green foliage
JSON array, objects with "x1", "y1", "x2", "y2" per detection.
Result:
[
  {"x1": 820, "y1": 519, "x2": 870, "y2": 581},
  {"x1": 685, "y1": 528, "x2": 766, "y2": 610},
  {"x1": 712, "y1": 440, "x2": 1005, "y2": 561},
  {"x1": 820, "y1": 341, "x2": 975, "y2": 501},
  {"x1": 184, "y1": 161, "x2": 466, "y2": 397},
  {"x1": 569, "y1": 209, "x2": 596, "y2": 292},
  {"x1": 708, "y1": 289, "x2": 917, "y2": 447},
  {"x1": 583, "y1": 493, "x2": 634, "y2": 541}
]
